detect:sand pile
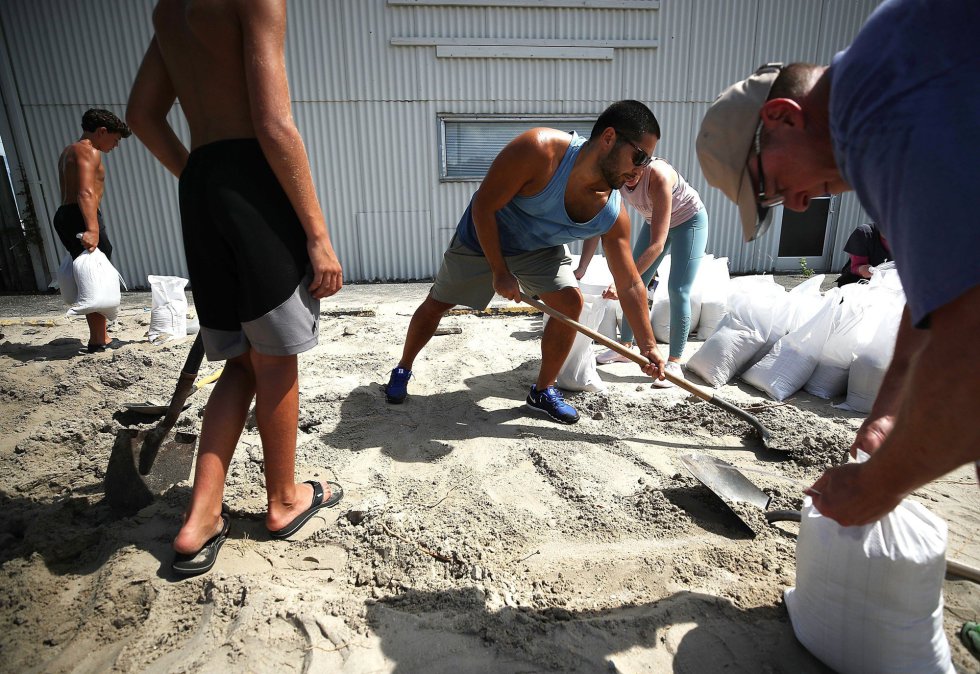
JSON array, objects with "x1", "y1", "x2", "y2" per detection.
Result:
[{"x1": 1, "y1": 284, "x2": 977, "y2": 673}]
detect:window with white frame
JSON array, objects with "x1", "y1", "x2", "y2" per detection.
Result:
[{"x1": 439, "y1": 115, "x2": 596, "y2": 181}]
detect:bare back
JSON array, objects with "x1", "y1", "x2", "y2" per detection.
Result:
[
  {"x1": 57, "y1": 141, "x2": 104, "y2": 206},
  {"x1": 151, "y1": 0, "x2": 260, "y2": 147}
]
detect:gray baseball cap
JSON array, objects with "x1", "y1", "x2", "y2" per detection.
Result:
[{"x1": 696, "y1": 63, "x2": 782, "y2": 242}]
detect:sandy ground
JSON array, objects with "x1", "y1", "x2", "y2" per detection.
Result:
[{"x1": 1, "y1": 281, "x2": 978, "y2": 673}]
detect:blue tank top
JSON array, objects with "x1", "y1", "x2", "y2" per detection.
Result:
[{"x1": 455, "y1": 133, "x2": 622, "y2": 255}]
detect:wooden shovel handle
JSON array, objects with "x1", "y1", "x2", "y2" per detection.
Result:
[{"x1": 519, "y1": 291, "x2": 773, "y2": 448}]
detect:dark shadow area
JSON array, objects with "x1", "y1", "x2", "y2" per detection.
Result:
[
  {"x1": 0, "y1": 486, "x2": 259, "y2": 582},
  {"x1": 660, "y1": 484, "x2": 756, "y2": 539},
  {"x1": 317, "y1": 361, "x2": 631, "y2": 464},
  {"x1": 365, "y1": 587, "x2": 832, "y2": 673},
  {"x1": 0, "y1": 337, "x2": 136, "y2": 363}
]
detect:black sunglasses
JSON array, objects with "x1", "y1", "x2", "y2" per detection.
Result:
[{"x1": 616, "y1": 130, "x2": 653, "y2": 167}]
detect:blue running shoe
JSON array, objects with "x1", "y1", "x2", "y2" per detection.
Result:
[
  {"x1": 525, "y1": 384, "x2": 579, "y2": 424},
  {"x1": 385, "y1": 367, "x2": 412, "y2": 404}
]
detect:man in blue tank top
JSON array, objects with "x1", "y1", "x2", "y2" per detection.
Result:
[
  {"x1": 385, "y1": 100, "x2": 666, "y2": 423},
  {"x1": 696, "y1": 0, "x2": 980, "y2": 525}
]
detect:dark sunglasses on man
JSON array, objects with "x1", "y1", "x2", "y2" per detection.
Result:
[{"x1": 616, "y1": 130, "x2": 653, "y2": 167}]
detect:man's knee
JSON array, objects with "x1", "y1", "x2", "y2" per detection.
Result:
[
  {"x1": 418, "y1": 294, "x2": 455, "y2": 319},
  {"x1": 543, "y1": 287, "x2": 583, "y2": 318}
]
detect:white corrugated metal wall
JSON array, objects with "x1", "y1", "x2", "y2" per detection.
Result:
[{"x1": 0, "y1": 0, "x2": 877, "y2": 288}]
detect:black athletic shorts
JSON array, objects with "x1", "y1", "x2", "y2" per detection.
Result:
[
  {"x1": 178, "y1": 138, "x2": 319, "y2": 361},
  {"x1": 53, "y1": 204, "x2": 112, "y2": 260}
]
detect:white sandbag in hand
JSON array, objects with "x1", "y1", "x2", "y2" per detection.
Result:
[
  {"x1": 148, "y1": 275, "x2": 189, "y2": 342},
  {"x1": 66, "y1": 248, "x2": 125, "y2": 322},
  {"x1": 785, "y1": 452, "x2": 953, "y2": 674},
  {"x1": 57, "y1": 254, "x2": 78, "y2": 306}
]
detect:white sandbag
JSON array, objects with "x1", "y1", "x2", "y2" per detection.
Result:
[
  {"x1": 805, "y1": 362, "x2": 850, "y2": 398},
  {"x1": 570, "y1": 253, "x2": 619, "y2": 342},
  {"x1": 650, "y1": 254, "x2": 672, "y2": 342},
  {"x1": 783, "y1": 274, "x2": 826, "y2": 333},
  {"x1": 570, "y1": 253, "x2": 614, "y2": 297},
  {"x1": 552, "y1": 294, "x2": 608, "y2": 393},
  {"x1": 785, "y1": 460, "x2": 953, "y2": 674},
  {"x1": 804, "y1": 286, "x2": 867, "y2": 398},
  {"x1": 845, "y1": 300, "x2": 903, "y2": 413},
  {"x1": 148, "y1": 275, "x2": 189, "y2": 343},
  {"x1": 696, "y1": 256, "x2": 730, "y2": 340},
  {"x1": 66, "y1": 248, "x2": 124, "y2": 322},
  {"x1": 57, "y1": 254, "x2": 78, "y2": 306},
  {"x1": 685, "y1": 312, "x2": 766, "y2": 387},
  {"x1": 742, "y1": 290, "x2": 838, "y2": 401},
  {"x1": 685, "y1": 253, "x2": 713, "y2": 334}
]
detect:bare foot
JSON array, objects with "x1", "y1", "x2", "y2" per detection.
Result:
[
  {"x1": 265, "y1": 480, "x2": 333, "y2": 532},
  {"x1": 173, "y1": 513, "x2": 225, "y2": 555}
]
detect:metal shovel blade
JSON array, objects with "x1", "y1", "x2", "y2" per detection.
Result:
[
  {"x1": 681, "y1": 453, "x2": 771, "y2": 529},
  {"x1": 104, "y1": 427, "x2": 198, "y2": 514}
]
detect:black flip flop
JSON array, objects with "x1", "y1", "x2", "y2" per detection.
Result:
[
  {"x1": 172, "y1": 506, "x2": 230, "y2": 576},
  {"x1": 268, "y1": 480, "x2": 344, "y2": 540}
]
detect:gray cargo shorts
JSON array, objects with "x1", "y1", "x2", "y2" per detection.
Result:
[{"x1": 431, "y1": 235, "x2": 578, "y2": 309}]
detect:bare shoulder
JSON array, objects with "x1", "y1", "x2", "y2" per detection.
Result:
[
  {"x1": 501, "y1": 128, "x2": 572, "y2": 175},
  {"x1": 647, "y1": 160, "x2": 675, "y2": 191},
  {"x1": 67, "y1": 141, "x2": 100, "y2": 167}
]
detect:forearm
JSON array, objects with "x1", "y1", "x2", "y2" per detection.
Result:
[
  {"x1": 256, "y1": 124, "x2": 331, "y2": 244},
  {"x1": 472, "y1": 207, "x2": 509, "y2": 276},
  {"x1": 614, "y1": 271, "x2": 655, "y2": 351},
  {"x1": 133, "y1": 123, "x2": 188, "y2": 178},
  {"x1": 577, "y1": 237, "x2": 599, "y2": 273},
  {"x1": 633, "y1": 242, "x2": 665, "y2": 277},
  {"x1": 864, "y1": 328, "x2": 980, "y2": 496},
  {"x1": 76, "y1": 192, "x2": 101, "y2": 232}
]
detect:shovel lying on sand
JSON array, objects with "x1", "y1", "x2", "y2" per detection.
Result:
[
  {"x1": 105, "y1": 334, "x2": 206, "y2": 514},
  {"x1": 680, "y1": 452, "x2": 799, "y2": 531},
  {"x1": 681, "y1": 452, "x2": 980, "y2": 582},
  {"x1": 123, "y1": 368, "x2": 222, "y2": 415},
  {"x1": 519, "y1": 292, "x2": 773, "y2": 448}
]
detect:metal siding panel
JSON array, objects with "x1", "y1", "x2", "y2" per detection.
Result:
[
  {"x1": 1, "y1": 0, "x2": 153, "y2": 105},
  {"x1": 618, "y1": 0, "x2": 687, "y2": 103},
  {"x1": 753, "y1": 0, "x2": 824, "y2": 65},
  {"x1": 1, "y1": 0, "x2": 883, "y2": 284},
  {"x1": 287, "y1": 1, "x2": 351, "y2": 100},
  {"x1": 688, "y1": 0, "x2": 760, "y2": 103},
  {"x1": 343, "y1": 0, "x2": 421, "y2": 101}
]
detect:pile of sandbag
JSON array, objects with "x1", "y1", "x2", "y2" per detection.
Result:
[
  {"x1": 686, "y1": 274, "x2": 787, "y2": 387},
  {"x1": 687, "y1": 267, "x2": 906, "y2": 406}
]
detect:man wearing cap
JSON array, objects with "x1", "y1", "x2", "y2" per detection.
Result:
[{"x1": 696, "y1": 0, "x2": 980, "y2": 526}]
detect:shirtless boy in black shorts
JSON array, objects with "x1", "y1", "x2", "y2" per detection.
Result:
[
  {"x1": 128, "y1": 0, "x2": 344, "y2": 575},
  {"x1": 55, "y1": 108, "x2": 130, "y2": 352}
]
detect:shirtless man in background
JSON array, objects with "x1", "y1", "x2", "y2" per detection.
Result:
[
  {"x1": 127, "y1": 0, "x2": 344, "y2": 575},
  {"x1": 54, "y1": 108, "x2": 130, "y2": 352}
]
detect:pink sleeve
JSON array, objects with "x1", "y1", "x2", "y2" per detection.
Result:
[{"x1": 850, "y1": 254, "x2": 869, "y2": 268}]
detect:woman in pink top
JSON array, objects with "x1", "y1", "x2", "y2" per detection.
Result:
[{"x1": 577, "y1": 157, "x2": 708, "y2": 387}]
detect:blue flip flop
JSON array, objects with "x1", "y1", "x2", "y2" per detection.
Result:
[
  {"x1": 172, "y1": 505, "x2": 230, "y2": 576},
  {"x1": 268, "y1": 480, "x2": 344, "y2": 540}
]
